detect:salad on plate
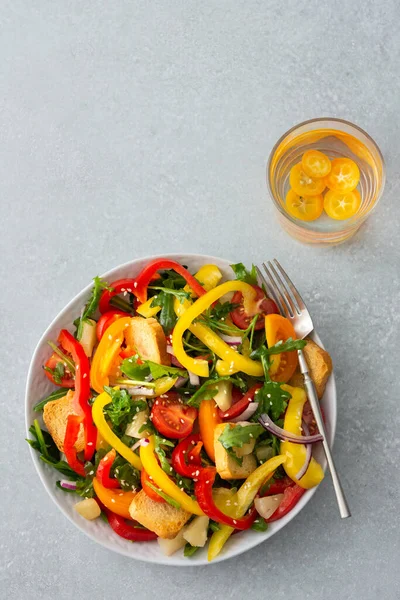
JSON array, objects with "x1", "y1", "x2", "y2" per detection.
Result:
[{"x1": 27, "y1": 258, "x2": 332, "y2": 561}]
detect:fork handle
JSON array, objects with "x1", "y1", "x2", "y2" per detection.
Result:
[{"x1": 298, "y1": 349, "x2": 351, "y2": 519}]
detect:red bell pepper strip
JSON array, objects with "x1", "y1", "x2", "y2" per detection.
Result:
[
  {"x1": 58, "y1": 329, "x2": 96, "y2": 461},
  {"x1": 98, "y1": 278, "x2": 137, "y2": 314},
  {"x1": 171, "y1": 434, "x2": 203, "y2": 479},
  {"x1": 133, "y1": 259, "x2": 208, "y2": 304},
  {"x1": 194, "y1": 467, "x2": 256, "y2": 530},
  {"x1": 104, "y1": 507, "x2": 157, "y2": 541},
  {"x1": 262, "y1": 476, "x2": 306, "y2": 522},
  {"x1": 96, "y1": 310, "x2": 127, "y2": 341},
  {"x1": 96, "y1": 448, "x2": 120, "y2": 489},
  {"x1": 64, "y1": 415, "x2": 86, "y2": 477},
  {"x1": 218, "y1": 384, "x2": 263, "y2": 420}
]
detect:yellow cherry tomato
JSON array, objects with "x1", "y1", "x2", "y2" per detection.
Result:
[
  {"x1": 289, "y1": 163, "x2": 326, "y2": 196},
  {"x1": 323, "y1": 189, "x2": 361, "y2": 220},
  {"x1": 285, "y1": 189, "x2": 324, "y2": 222},
  {"x1": 324, "y1": 158, "x2": 360, "y2": 192},
  {"x1": 301, "y1": 150, "x2": 331, "y2": 178}
]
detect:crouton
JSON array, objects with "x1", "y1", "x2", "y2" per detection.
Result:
[
  {"x1": 124, "y1": 317, "x2": 170, "y2": 365},
  {"x1": 288, "y1": 338, "x2": 333, "y2": 399},
  {"x1": 214, "y1": 423, "x2": 257, "y2": 480},
  {"x1": 43, "y1": 390, "x2": 85, "y2": 453},
  {"x1": 129, "y1": 490, "x2": 191, "y2": 539}
]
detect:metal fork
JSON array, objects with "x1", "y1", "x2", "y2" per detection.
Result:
[{"x1": 257, "y1": 259, "x2": 351, "y2": 519}]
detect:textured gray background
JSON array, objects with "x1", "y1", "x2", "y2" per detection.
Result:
[{"x1": 1, "y1": 1, "x2": 399, "y2": 599}]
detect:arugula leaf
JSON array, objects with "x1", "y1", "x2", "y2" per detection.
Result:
[
  {"x1": 186, "y1": 376, "x2": 247, "y2": 408},
  {"x1": 111, "y1": 457, "x2": 141, "y2": 491},
  {"x1": 149, "y1": 287, "x2": 191, "y2": 303},
  {"x1": 158, "y1": 269, "x2": 188, "y2": 290},
  {"x1": 47, "y1": 341, "x2": 76, "y2": 375},
  {"x1": 145, "y1": 481, "x2": 181, "y2": 508},
  {"x1": 252, "y1": 381, "x2": 291, "y2": 422},
  {"x1": 218, "y1": 423, "x2": 264, "y2": 451},
  {"x1": 121, "y1": 356, "x2": 186, "y2": 382},
  {"x1": 184, "y1": 543, "x2": 200, "y2": 557},
  {"x1": 103, "y1": 387, "x2": 147, "y2": 430},
  {"x1": 154, "y1": 435, "x2": 175, "y2": 475},
  {"x1": 230, "y1": 262, "x2": 258, "y2": 285},
  {"x1": 75, "y1": 276, "x2": 111, "y2": 339},
  {"x1": 251, "y1": 518, "x2": 268, "y2": 532},
  {"x1": 33, "y1": 387, "x2": 70, "y2": 412},
  {"x1": 266, "y1": 338, "x2": 306, "y2": 355},
  {"x1": 43, "y1": 362, "x2": 65, "y2": 385}
]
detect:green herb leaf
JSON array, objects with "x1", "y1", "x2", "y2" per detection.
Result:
[
  {"x1": 145, "y1": 481, "x2": 181, "y2": 508},
  {"x1": 184, "y1": 543, "x2": 200, "y2": 557},
  {"x1": 218, "y1": 423, "x2": 264, "y2": 451},
  {"x1": 111, "y1": 457, "x2": 141, "y2": 491},
  {"x1": 33, "y1": 387, "x2": 70, "y2": 411},
  {"x1": 266, "y1": 338, "x2": 306, "y2": 355},
  {"x1": 252, "y1": 381, "x2": 291, "y2": 422},
  {"x1": 251, "y1": 518, "x2": 269, "y2": 532},
  {"x1": 154, "y1": 435, "x2": 175, "y2": 475},
  {"x1": 75, "y1": 276, "x2": 111, "y2": 339},
  {"x1": 186, "y1": 376, "x2": 247, "y2": 408},
  {"x1": 209, "y1": 521, "x2": 221, "y2": 533},
  {"x1": 121, "y1": 356, "x2": 187, "y2": 382},
  {"x1": 103, "y1": 386, "x2": 147, "y2": 430},
  {"x1": 230, "y1": 262, "x2": 258, "y2": 285}
]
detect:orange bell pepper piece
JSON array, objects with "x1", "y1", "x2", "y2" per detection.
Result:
[
  {"x1": 198, "y1": 399, "x2": 221, "y2": 463},
  {"x1": 92, "y1": 477, "x2": 136, "y2": 520}
]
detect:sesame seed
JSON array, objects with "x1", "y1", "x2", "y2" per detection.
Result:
[
  {"x1": 133, "y1": 282, "x2": 138, "y2": 288},
  {"x1": 205, "y1": 480, "x2": 210, "y2": 484},
  {"x1": 189, "y1": 455, "x2": 194, "y2": 460},
  {"x1": 83, "y1": 373, "x2": 87, "y2": 379},
  {"x1": 234, "y1": 502, "x2": 238, "y2": 506},
  {"x1": 87, "y1": 442, "x2": 93, "y2": 446},
  {"x1": 123, "y1": 291, "x2": 128, "y2": 296},
  {"x1": 180, "y1": 418, "x2": 185, "y2": 424},
  {"x1": 233, "y1": 519, "x2": 237, "y2": 524},
  {"x1": 76, "y1": 364, "x2": 79, "y2": 370},
  {"x1": 108, "y1": 334, "x2": 112, "y2": 340},
  {"x1": 111, "y1": 498, "x2": 116, "y2": 503},
  {"x1": 195, "y1": 470, "x2": 200, "y2": 476},
  {"x1": 127, "y1": 288, "x2": 132, "y2": 293}
]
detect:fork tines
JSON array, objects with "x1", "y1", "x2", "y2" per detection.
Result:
[{"x1": 256, "y1": 259, "x2": 306, "y2": 319}]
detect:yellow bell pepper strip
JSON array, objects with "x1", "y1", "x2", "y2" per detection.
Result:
[
  {"x1": 152, "y1": 376, "x2": 178, "y2": 397},
  {"x1": 172, "y1": 281, "x2": 263, "y2": 377},
  {"x1": 198, "y1": 399, "x2": 221, "y2": 462},
  {"x1": 93, "y1": 477, "x2": 136, "y2": 520},
  {"x1": 92, "y1": 391, "x2": 142, "y2": 470},
  {"x1": 140, "y1": 436, "x2": 204, "y2": 516},
  {"x1": 280, "y1": 384, "x2": 324, "y2": 489},
  {"x1": 136, "y1": 298, "x2": 161, "y2": 318},
  {"x1": 90, "y1": 316, "x2": 131, "y2": 393},
  {"x1": 174, "y1": 264, "x2": 223, "y2": 318},
  {"x1": 207, "y1": 454, "x2": 286, "y2": 561}
]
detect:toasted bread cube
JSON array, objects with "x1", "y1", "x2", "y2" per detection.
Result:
[
  {"x1": 129, "y1": 490, "x2": 191, "y2": 539},
  {"x1": 288, "y1": 338, "x2": 333, "y2": 399},
  {"x1": 214, "y1": 423, "x2": 257, "y2": 480},
  {"x1": 43, "y1": 390, "x2": 85, "y2": 453},
  {"x1": 124, "y1": 317, "x2": 170, "y2": 365}
]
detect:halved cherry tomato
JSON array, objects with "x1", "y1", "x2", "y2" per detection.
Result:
[
  {"x1": 141, "y1": 469, "x2": 166, "y2": 503},
  {"x1": 266, "y1": 482, "x2": 306, "y2": 522},
  {"x1": 265, "y1": 314, "x2": 298, "y2": 383},
  {"x1": 323, "y1": 189, "x2": 361, "y2": 220},
  {"x1": 263, "y1": 476, "x2": 293, "y2": 496},
  {"x1": 43, "y1": 352, "x2": 75, "y2": 388},
  {"x1": 301, "y1": 150, "x2": 331, "y2": 178},
  {"x1": 302, "y1": 400, "x2": 325, "y2": 436},
  {"x1": 230, "y1": 285, "x2": 279, "y2": 331},
  {"x1": 289, "y1": 163, "x2": 326, "y2": 196},
  {"x1": 96, "y1": 310, "x2": 127, "y2": 341},
  {"x1": 285, "y1": 189, "x2": 324, "y2": 222},
  {"x1": 151, "y1": 393, "x2": 198, "y2": 439},
  {"x1": 324, "y1": 157, "x2": 360, "y2": 193},
  {"x1": 218, "y1": 384, "x2": 262, "y2": 420}
]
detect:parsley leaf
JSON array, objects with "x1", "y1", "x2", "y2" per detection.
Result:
[
  {"x1": 230, "y1": 262, "x2": 258, "y2": 285},
  {"x1": 218, "y1": 423, "x2": 264, "y2": 451}
]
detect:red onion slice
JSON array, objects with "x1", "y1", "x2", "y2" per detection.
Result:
[
  {"x1": 59, "y1": 480, "x2": 77, "y2": 491},
  {"x1": 131, "y1": 438, "x2": 143, "y2": 452},
  {"x1": 295, "y1": 421, "x2": 312, "y2": 481},
  {"x1": 175, "y1": 376, "x2": 188, "y2": 388},
  {"x1": 120, "y1": 385, "x2": 155, "y2": 397},
  {"x1": 219, "y1": 333, "x2": 243, "y2": 345},
  {"x1": 231, "y1": 402, "x2": 258, "y2": 423},
  {"x1": 166, "y1": 344, "x2": 174, "y2": 355},
  {"x1": 188, "y1": 371, "x2": 200, "y2": 386},
  {"x1": 258, "y1": 414, "x2": 323, "y2": 444}
]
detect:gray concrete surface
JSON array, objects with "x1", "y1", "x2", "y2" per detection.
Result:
[{"x1": 1, "y1": 1, "x2": 399, "y2": 598}]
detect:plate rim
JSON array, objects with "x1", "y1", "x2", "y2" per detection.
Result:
[{"x1": 25, "y1": 253, "x2": 337, "y2": 566}]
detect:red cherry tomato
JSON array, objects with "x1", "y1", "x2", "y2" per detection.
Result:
[
  {"x1": 151, "y1": 393, "x2": 198, "y2": 439},
  {"x1": 230, "y1": 285, "x2": 279, "y2": 330},
  {"x1": 218, "y1": 384, "x2": 262, "y2": 420},
  {"x1": 267, "y1": 483, "x2": 306, "y2": 522},
  {"x1": 141, "y1": 469, "x2": 166, "y2": 503},
  {"x1": 43, "y1": 352, "x2": 75, "y2": 388},
  {"x1": 96, "y1": 310, "x2": 126, "y2": 341},
  {"x1": 302, "y1": 400, "x2": 325, "y2": 436}
]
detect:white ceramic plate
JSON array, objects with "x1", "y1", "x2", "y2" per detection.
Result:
[{"x1": 25, "y1": 253, "x2": 336, "y2": 566}]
